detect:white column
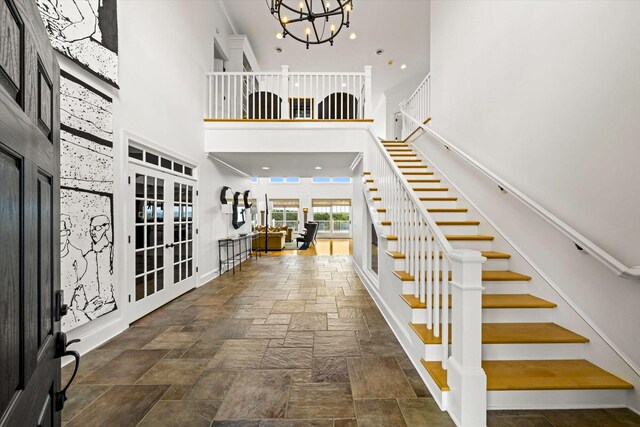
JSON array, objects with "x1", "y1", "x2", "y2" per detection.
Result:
[
  {"x1": 446, "y1": 249, "x2": 487, "y2": 427},
  {"x1": 364, "y1": 65, "x2": 373, "y2": 119},
  {"x1": 281, "y1": 65, "x2": 290, "y2": 119}
]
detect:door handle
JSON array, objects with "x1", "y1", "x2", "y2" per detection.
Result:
[
  {"x1": 55, "y1": 290, "x2": 68, "y2": 321},
  {"x1": 165, "y1": 243, "x2": 175, "y2": 248},
  {"x1": 54, "y1": 332, "x2": 81, "y2": 411}
]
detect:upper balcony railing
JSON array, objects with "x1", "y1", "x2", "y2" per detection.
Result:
[
  {"x1": 400, "y1": 73, "x2": 430, "y2": 140},
  {"x1": 206, "y1": 66, "x2": 373, "y2": 121}
]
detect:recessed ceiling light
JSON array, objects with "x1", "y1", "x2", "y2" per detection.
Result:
[
  {"x1": 350, "y1": 33, "x2": 357, "y2": 40},
  {"x1": 315, "y1": 166, "x2": 323, "y2": 170},
  {"x1": 275, "y1": 47, "x2": 283, "y2": 54},
  {"x1": 376, "y1": 49, "x2": 384, "y2": 56},
  {"x1": 341, "y1": 83, "x2": 347, "y2": 87},
  {"x1": 276, "y1": 32, "x2": 283, "y2": 39},
  {"x1": 294, "y1": 83, "x2": 299, "y2": 87},
  {"x1": 262, "y1": 166, "x2": 270, "y2": 170},
  {"x1": 387, "y1": 60, "x2": 394, "y2": 65},
  {"x1": 401, "y1": 64, "x2": 407, "y2": 70}
]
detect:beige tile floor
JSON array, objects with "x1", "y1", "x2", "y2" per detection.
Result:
[{"x1": 62, "y1": 256, "x2": 640, "y2": 426}]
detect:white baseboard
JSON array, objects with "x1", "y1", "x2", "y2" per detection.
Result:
[
  {"x1": 61, "y1": 316, "x2": 128, "y2": 368},
  {"x1": 199, "y1": 268, "x2": 219, "y2": 287}
]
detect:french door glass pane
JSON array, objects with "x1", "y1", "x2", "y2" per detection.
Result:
[
  {"x1": 173, "y1": 183, "x2": 194, "y2": 285},
  {"x1": 135, "y1": 172, "x2": 170, "y2": 301}
]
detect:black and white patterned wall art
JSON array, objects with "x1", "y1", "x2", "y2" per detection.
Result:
[
  {"x1": 36, "y1": 0, "x2": 119, "y2": 87},
  {"x1": 60, "y1": 70, "x2": 116, "y2": 331}
]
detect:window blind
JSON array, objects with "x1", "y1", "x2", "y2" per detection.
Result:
[
  {"x1": 312, "y1": 199, "x2": 351, "y2": 207},
  {"x1": 271, "y1": 199, "x2": 300, "y2": 208}
]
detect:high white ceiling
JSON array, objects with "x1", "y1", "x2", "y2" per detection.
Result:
[
  {"x1": 212, "y1": 152, "x2": 360, "y2": 177},
  {"x1": 221, "y1": 0, "x2": 430, "y2": 100}
]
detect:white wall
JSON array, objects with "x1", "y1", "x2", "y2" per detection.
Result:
[
  {"x1": 251, "y1": 178, "x2": 354, "y2": 234},
  {"x1": 63, "y1": 0, "x2": 251, "y2": 356},
  {"x1": 430, "y1": 0, "x2": 640, "y2": 266},
  {"x1": 372, "y1": 95, "x2": 387, "y2": 139},
  {"x1": 427, "y1": 0, "x2": 640, "y2": 409}
]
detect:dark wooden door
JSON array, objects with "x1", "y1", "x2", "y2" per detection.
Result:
[{"x1": 0, "y1": 0, "x2": 62, "y2": 425}]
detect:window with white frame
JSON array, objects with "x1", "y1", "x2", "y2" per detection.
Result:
[
  {"x1": 269, "y1": 177, "x2": 300, "y2": 184},
  {"x1": 271, "y1": 199, "x2": 299, "y2": 229},
  {"x1": 311, "y1": 177, "x2": 352, "y2": 183},
  {"x1": 312, "y1": 199, "x2": 351, "y2": 235}
]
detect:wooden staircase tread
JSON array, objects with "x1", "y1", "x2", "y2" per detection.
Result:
[
  {"x1": 428, "y1": 208, "x2": 468, "y2": 213},
  {"x1": 387, "y1": 250, "x2": 511, "y2": 260},
  {"x1": 401, "y1": 294, "x2": 557, "y2": 309},
  {"x1": 394, "y1": 159, "x2": 422, "y2": 162},
  {"x1": 414, "y1": 188, "x2": 450, "y2": 192},
  {"x1": 390, "y1": 153, "x2": 417, "y2": 157},
  {"x1": 410, "y1": 322, "x2": 589, "y2": 345},
  {"x1": 403, "y1": 172, "x2": 435, "y2": 176},
  {"x1": 422, "y1": 360, "x2": 633, "y2": 392},
  {"x1": 398, "y1": 165, "x2": 429, "y2": 169},
  {"x1": 436, "y1": 220, "x2": 480, "y2": 226},
  {"x1": 394, "y1": 270, "x2": 531, "y2": 282},
  {"x1": 446, "y1": 235, "x2": 494, "y2": 241}
]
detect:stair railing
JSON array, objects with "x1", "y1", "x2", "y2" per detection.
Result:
[
  {"x1": 365, "y1": 128, "x2": 487, "y2": 425},
  {"x1": 400, "y1": 74, "x2": 430, "y2": 140}
]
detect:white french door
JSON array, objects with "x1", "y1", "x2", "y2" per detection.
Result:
[
  {"x1": 312, "y1": 199, "x2": 352, "y2": 237},
  {"x1": 128, "y1": 163, "x2": 197, "y2": 322}
]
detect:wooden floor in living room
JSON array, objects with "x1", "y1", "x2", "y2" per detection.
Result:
[{"x1": 262, "y1": 238, "x2": 353, "y2": 257}]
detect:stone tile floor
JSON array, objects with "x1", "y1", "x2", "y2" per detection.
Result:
[{"x1": 63, "y1": 256, "x2": 640, "y2": 426}]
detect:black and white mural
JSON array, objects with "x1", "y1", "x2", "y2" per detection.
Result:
[
  {"x1": 37, "y1": 0, "x2": 119, "y2": 87},
  {"x1": 60, "y1": 71, "x2": 116, "y2": 331}
]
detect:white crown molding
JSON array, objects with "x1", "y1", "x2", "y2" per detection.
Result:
[{"x1": 215, "y1": 0, "x2": 237, "y2": 35}]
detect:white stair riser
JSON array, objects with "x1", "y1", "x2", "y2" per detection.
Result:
[
  {"x1": 486, "y1": 389, "x2": 628, "y2": 410},
  {"x1": 423, "y1": 343, "x2": 585, "y2": 362},
  {"x1": 481, "y1": 343, "x2": 585, "y2": 361},
  {"x1": 482, "y1": 282, "x2": 530, "y2": 294},
  {"x1": 437, "y1": 224, "x2": 479, "y2": 235},
  {"x1": 483, "y1": 258, "x2": 511, "y2": 270},
  {"x1": 428, "y1": 211, "x2": 468, "y2": 222},
  {"x1": 410, "y1": 182, "x2": 444, "y2": 190},
  {"x1": 391, "y1": 257, "x2": 510, "y2": 271},
  {"x1": 448, "y1": 239, "x2": 493, "y2": 251},
  {"x1": 409, "y1": 308, "x2": 554, "y2": 324},
  {"x1": 420, "y1": 200, "x2": 458, "y2": 209}
]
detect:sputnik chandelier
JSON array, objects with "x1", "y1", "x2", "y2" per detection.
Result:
[{"x1": 268, "y1": 0, "x2": 354, "y2": 49}]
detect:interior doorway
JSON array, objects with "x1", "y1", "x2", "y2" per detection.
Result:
[
  {"x1": 312, "y1": 199, "x2": 352, "y2": 238},
  {"x1": 126, "y1": 147, "x2": 198, "y2": 323}
]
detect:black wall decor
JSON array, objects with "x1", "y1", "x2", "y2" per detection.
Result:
[
  {"x1": 232, "y1": 191, "x2": 246, "y2": 229},
  {"x1": 220, "y1": 186, "x2": 231, "y2": 204},
  {"x1": 244, "y1": 190, "x2": 252, "y2": 209}
]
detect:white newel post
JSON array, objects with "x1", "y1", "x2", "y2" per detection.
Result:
[
  {"x1": 364, "y1": 66, "x2": 372, "y2": 119},
  {"x1": 447, "y1": 249, "x2": 487, "y2": 427},
  {"x1": 281, "y1": 65, "x2": 290, "y2": 119}
]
